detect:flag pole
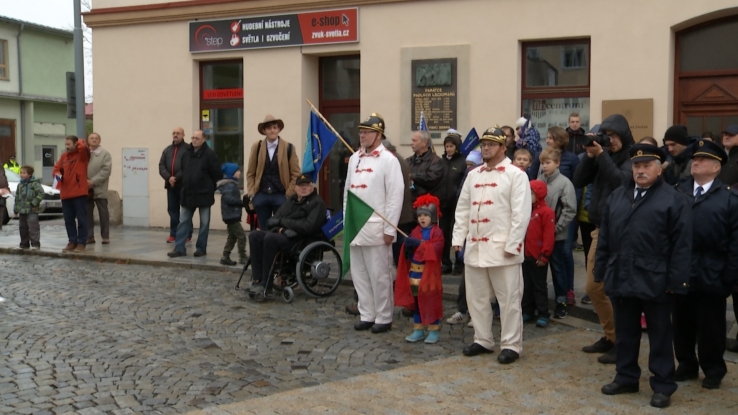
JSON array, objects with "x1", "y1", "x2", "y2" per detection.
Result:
[
  {"x1": 373, "y1": 210, "x2": 409, "y2": 238},
  {"x1": 306, "y1": 99, "x2": 354, "y2": 154}
]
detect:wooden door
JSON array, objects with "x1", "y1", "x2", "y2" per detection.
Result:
[
  {"x1": 0, "y1": 119, "x2": 16, "y2": 165},
  {"x1": 677, "y1": 74, "x2": 738, "y2": 138}
]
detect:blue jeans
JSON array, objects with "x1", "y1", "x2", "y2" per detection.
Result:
[
  {"x1": 174, "y1": 206, "x2": 211, "y2": 254},
  {"x1": 167, "y1": 187, "x2": 191, "y2": 238},
  {"x1": 62, "y1": 196, "x2": 88, "y2": 245},
  {"x1": 252, "y1": 192, "x2": 286, "y2": 230},
  {"x1": 550, "y1": 239, "x2": 574, "y2": 304}
]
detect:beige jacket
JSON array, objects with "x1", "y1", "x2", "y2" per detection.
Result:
[
  {"x1": 246, "y1": 137, "x2": 301, "y2": 197},
  {"x1": 452, "y1": 157, "x2": 531, "y2": 268},
  {"x1": 87, "y1": 147, "x2": 112, "y2": 199}
]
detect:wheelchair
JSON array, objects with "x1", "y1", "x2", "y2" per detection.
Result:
[{"x1": 235, "y1": 236, "x2": 343, "y2": 303}]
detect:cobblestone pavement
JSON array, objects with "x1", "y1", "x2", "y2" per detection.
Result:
[
  {"x1": 189, "y1": 328, "x2": 738, "y2": 415},
  {"x1": 0, "y1": 254, "x2": 573, "y2": 414}
]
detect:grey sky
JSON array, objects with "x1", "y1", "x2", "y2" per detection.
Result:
[{"x1": 1, "y1": 0, "x2": 75, "y2": 30}]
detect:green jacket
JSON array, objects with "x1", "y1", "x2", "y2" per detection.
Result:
[{"x1": 14, "y1": 177, "x2": 44, "y2": 214}]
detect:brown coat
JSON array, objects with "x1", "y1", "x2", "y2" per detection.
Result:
[{"x1": 246, "y1": 137, "x2": 301, "y2": 197}]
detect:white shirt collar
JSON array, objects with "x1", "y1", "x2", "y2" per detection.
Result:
[
  {"x1": 266, "y1": 137, "x2": 279, "y2": 150},
  {"x1": 91, "y1": 146, "x2": 102, "y2": 154},
  {"x1": 694, "y1": 180, "x2": 713, "y2": 195}
]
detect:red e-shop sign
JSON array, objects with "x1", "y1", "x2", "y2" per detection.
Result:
[{"x1": 297, "y1": 9, "x2": 358, "y2": 45}]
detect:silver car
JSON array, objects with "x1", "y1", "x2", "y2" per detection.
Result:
[{"x1": 2, "y1": 169, "x2": 62, "y2": 225}]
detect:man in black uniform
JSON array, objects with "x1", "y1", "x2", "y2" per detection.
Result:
[
  {"x1": 595, "y1": 143, "x2": 692, "y2": 408},
  {"x1": 673, "y1": 140, "x2": 738, "y2": 389}
]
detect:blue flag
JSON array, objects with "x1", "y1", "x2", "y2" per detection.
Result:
[
  {"x1": 460, "y1": 128, "x2": 480, "y2": 156},
  {"x1": 302, "y1": 112, "x2": 339, "y2": 182},
  {"x1": 321, "y1": 211, "x2": 344, "y2": 241},
  {"x1": 419, "y1": 111, "x2": 428, "y2": 132}
]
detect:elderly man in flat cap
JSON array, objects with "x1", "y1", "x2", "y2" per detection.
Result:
[
  {"x1": 453, "y1": 127, "x2": 531, "y2": 365},
  {"x1": 596, "y1": 143, "x2": 692, "y2": 408},
  {"x1": 673, "y1": 139, "x2": 738, "y2": 390},
  {"x1": 246, "y1": 115, "x2": 301, "y2": 230}
]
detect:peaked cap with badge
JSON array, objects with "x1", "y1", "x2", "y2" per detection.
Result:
[
  {"x1": 629, "y1": 143, "x2": 667, "y2": 163},
  {"x1": 691, "y1": 139, "x2": 727, "y2": 165}
]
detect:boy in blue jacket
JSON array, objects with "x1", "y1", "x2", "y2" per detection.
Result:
[{"x1": 218, "y1": 163, "x2": 247, "y2": 266}]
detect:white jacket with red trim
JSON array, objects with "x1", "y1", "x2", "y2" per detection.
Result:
[
  {"x1": 343, "y1": 143, "x2": 404, "y2": 246},
  {"x1": 452, "y1": 157, "x2": 531, "y2": 268}
]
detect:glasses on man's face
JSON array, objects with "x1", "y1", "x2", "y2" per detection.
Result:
[
  {"x1": 479, "y1": 142, "x2": 497, "y2": 148},
  {"x1": 191, "y1": 136, "x2": 203, "y2": 141}
]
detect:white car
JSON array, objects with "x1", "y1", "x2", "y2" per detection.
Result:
[{"x1": 2, "y1": 168, "x2": 62, "y2": 225}]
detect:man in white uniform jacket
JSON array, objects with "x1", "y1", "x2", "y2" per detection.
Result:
[
  {"x1": 344, "y1": 113, "x2": 404, "y2": 333},
  {"x1": 453, "y1": 127, "x2": 532, "y2": 364}
]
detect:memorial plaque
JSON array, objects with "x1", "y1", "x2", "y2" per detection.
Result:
[{"x1": 411, "y1": 58, "x2": 457, "y2": 131}]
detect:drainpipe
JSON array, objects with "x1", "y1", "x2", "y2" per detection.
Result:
[{"x1": 16, "y1": 24, "x2": 24, "y2": 163}]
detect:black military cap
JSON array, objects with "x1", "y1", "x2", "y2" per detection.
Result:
[
  {"x1": 629, "y1": 143, "x2": 666, "y2": 163},
  {"x1": 480, "y1": 126, "x2": 506, "y2": 146},
  {"x1": 295, "y1": 174, "x2": 313, "y2": 185},
  {"x1": 358, "y1": 113, "x2": 385, "y2": 134},
  {"x1": 692, "y1": 139, "x2": 726, "y2": 165}
]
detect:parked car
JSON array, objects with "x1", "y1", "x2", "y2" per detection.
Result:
[{"x1": 2, "y1": 168, "x2": 62, "y2": 225}]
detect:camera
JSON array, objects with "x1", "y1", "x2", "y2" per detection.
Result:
[{"x1": 584, "y1": 132, "x2": 611, "y2": 147}]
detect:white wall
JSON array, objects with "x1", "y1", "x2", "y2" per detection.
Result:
[{"x1": 90, "y1": 0, "x2": 738, "y2": 228}]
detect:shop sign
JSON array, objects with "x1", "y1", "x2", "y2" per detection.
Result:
[
  {"x1": 203, "y1": 88, "x2": 244, "y2": 100},
  {"x1": 190, "y1": 8, "x2": 359, "y2": 53}
]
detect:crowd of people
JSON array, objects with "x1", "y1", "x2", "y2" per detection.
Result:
[{"x1": 6, "y1": 108, "x2": 737, "y2": 409}]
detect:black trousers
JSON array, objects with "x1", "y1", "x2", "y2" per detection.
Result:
[
  {"x1": 439, "y1": 207, "x2": 456, "y2": 269},
  {"x1": 522, "y1": 259, "x2": 550, "y2": 318},
  {"x1": 612, "y1": 296, "x2": 677, "y2": 395},
  {"x1": 456, "y1": 276, "x2": 467, "y2": 314},
  {"x1": 673, "y1": 292, "x2": 727, "y2": 380},
  {"x1": 248, "y1": 230, "x2": 299, "y2": 289},
  {"x1": 733, "y1": 291, "x2": 738, "y2": 342}
]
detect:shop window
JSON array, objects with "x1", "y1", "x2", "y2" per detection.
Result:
[
  {"x1": 522, "y1": 39, "x2": 591, "y2": 144},
  {"x1": 0, "y1": 40, "x2": 8, "y2": 80},
  {"x1": 200, "y1": 60, "x2": 244, "y2": 184}
]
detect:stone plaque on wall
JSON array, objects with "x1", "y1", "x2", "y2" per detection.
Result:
[
  {"x1": 411, "y1": 58, "x2": 457, "y2": 131},
  {"x1": 602, "y1": 99, "x2": 653, "y2": 142}
]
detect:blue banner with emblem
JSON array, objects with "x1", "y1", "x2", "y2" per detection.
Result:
[
  {"x1": 321, "y1": 211, "x2": 344, "y2": 241},
  {"x1": 302, "y1": 112, "x2": 339, "y2": 182},
  {"x1": 460, "y1": 128, "x2": 479, "y2": 156}
]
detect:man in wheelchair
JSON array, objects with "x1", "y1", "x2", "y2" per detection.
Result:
[{"x1": 248, "y1": 174, "x2": 327, "y2": 294}]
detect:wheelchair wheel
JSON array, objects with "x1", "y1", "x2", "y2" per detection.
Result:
[
  {"x1": 282, "y1": 286, "x2": 294, "y2": 303},
  {"x1": 296, "y1": 241, "x2": 343, "y2": 298}
]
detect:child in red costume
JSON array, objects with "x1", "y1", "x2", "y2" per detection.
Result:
[
  {"x1": 522, "y1": 180, "x2": 556, "y2": 327},
  {"x1": 395, "y1": 195, "x2": 445, "y2": 344}
]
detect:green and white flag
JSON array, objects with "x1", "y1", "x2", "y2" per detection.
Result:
[{"x1": 342, "y1": 190, "x2": 375, "y2": 276}]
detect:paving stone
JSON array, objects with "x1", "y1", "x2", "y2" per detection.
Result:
[{"x1": 0, "y1": 253, "x2": 574, "y2": 414}]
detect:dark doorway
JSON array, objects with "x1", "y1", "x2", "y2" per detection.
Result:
[
  {"x1": 0, "y1": 118, "x2": 16, "y2": 166},
  {"x1": 318, "y1": 55, "x2": 360, "y2": 212}
]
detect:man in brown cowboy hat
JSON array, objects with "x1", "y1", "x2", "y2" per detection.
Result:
[{"x1": 246, "y1": 115, "x2": 301, "y2": 230}]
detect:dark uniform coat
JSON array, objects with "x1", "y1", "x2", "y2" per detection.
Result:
[
  {"x1": 594, "y1": 177, "x2": 693, "y2": 301},
  {"x1": 675, "y1": 179, "x2": 738, "y2": 296}
]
